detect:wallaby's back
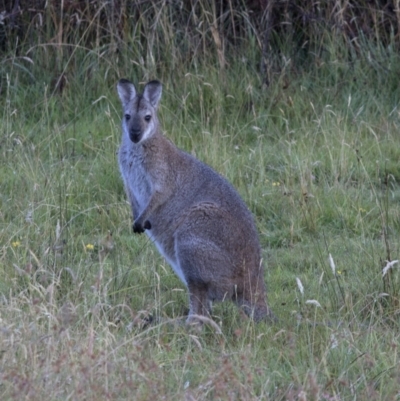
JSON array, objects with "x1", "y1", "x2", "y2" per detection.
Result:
[{"x1": 117, "y1": 79, "x2": 274, "y2": 325}]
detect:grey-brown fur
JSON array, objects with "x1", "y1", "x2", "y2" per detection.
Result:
[{"x1": 117, "y1": 79, "x2": 274, "y2": 324}]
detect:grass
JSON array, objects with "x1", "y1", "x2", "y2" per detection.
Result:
[{"x1": 1, "y1": 4, "x2": 400, "y2": 399}]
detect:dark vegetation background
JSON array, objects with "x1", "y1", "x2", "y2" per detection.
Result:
[{"x1": 1, "y1": 0, "x2": 400, "y2": 88}]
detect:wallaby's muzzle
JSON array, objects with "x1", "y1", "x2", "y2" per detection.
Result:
[{"x1": 129, "y1": 128, "x2": 142, "y2": 143}]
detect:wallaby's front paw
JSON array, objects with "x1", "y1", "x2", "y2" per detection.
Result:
[
  {"x1": 133, "y1": 220, "x2": 151, "y2": 234},
  {"x1": 133, "y1": 221, "x2": 145, "y2": 234}
]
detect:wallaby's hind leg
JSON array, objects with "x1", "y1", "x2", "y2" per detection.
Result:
[
  {"x1": 186, "y1": 281, "x2": 211, "y2": 325},
  {"x1": 175, "y1": 204, "x2": 273, "y2": 324},
  {"x1": 175, "y1": 240, "x2": 214, "y2": 325}
]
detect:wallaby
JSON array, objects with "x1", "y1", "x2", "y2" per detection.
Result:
[{"x1": 117, "y1": 79, "x2": 274, "y2": 325}]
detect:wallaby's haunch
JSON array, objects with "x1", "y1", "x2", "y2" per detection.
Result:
[{"x1": 117, "y1": 79, "x2": 274, "y2": 325}]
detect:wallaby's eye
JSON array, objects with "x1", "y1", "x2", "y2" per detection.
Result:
[
  {"x1": 125, "y1": 114, "x2": 131, "y2": 121},
  {"x1": 144, "y1": 115, "x2": 151, "y2": 122}
]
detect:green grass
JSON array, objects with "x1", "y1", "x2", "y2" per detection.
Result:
[{"x1": 2, "y1": 32, "x2": 400, "y2": 400}]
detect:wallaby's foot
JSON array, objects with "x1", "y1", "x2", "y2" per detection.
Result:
[
  {"x1": 186, "y1": 315, "x2": 204, "y2": 332},
  {"x1": 186, "y1": 314, "x2": 222, "y2": 334},
  {"x1": 133, "y1": 220, "x2": 151, "y2": 234}
]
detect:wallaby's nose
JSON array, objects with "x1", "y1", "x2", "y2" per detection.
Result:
[{"x1": 129, "y1": 128, "x2": 141, "y2": 143}]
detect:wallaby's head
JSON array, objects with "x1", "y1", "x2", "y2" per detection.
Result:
[{"x1": 117, "y1": 79, "x2": 162, "y2": 144}]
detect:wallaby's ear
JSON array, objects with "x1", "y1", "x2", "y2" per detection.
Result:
[
  {"x1": 117, "y1": 79, "x2": 136, "y2": 107},
  {"x1": 143, "y1": 80, "x2": 162, "y2": 109}
]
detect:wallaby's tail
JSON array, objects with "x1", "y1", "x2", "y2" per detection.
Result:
[{"x1": 240, "y1": 300, "x2": 277, "y2": 323}]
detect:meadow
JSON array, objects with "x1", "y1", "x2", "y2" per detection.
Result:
[{"x1": 1, "y1": 1, "x2": 400, "y2": 399}]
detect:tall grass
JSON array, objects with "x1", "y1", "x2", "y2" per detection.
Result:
[{"x1": 1, "y1": 1, "x2": 400, "y2": 399}]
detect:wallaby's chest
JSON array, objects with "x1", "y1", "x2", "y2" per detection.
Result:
[{"x1": 119, "y1": 145, "x2": 152, "y2": 207}]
